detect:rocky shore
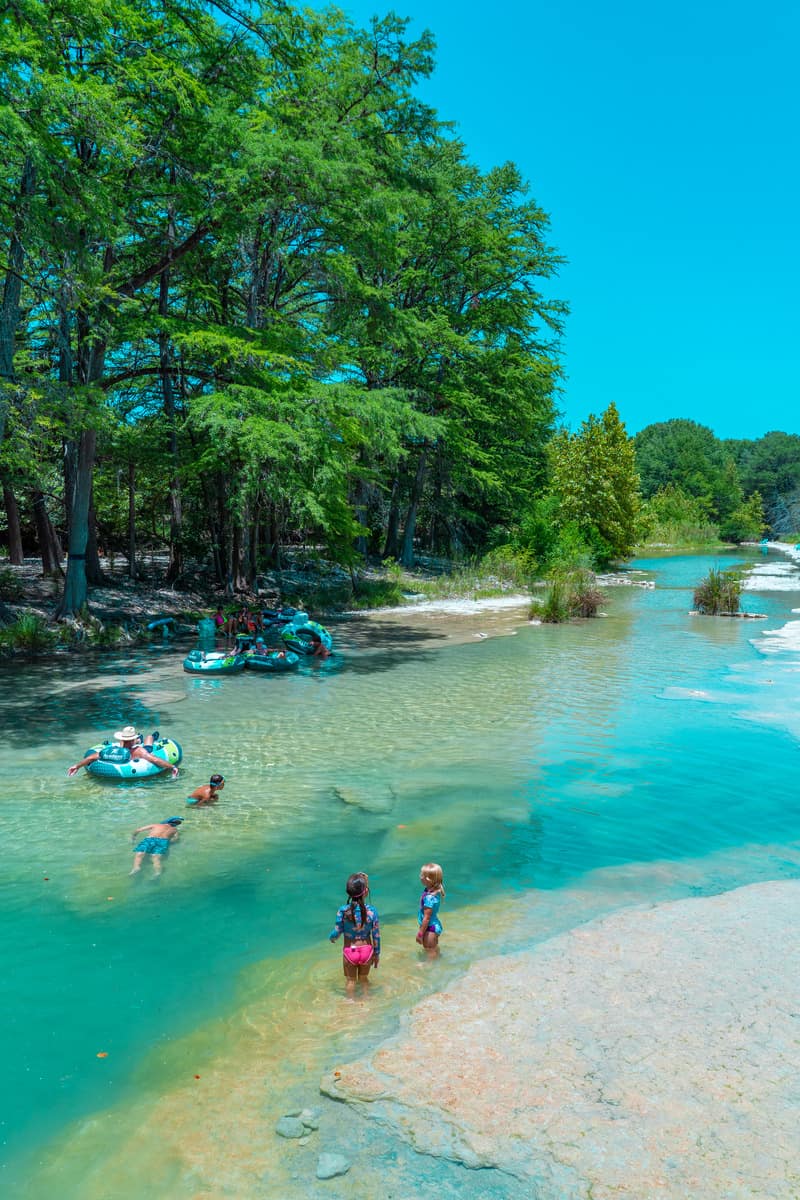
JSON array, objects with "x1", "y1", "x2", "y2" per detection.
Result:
[{"x1": 323, "y1": 880, "x2": 800, "y2": 1199}]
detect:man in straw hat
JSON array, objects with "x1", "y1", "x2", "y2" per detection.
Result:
[{"x1": 67, "y1": 726, "x2": 179, "y2": 778}]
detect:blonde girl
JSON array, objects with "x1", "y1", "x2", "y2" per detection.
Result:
[
  {"x1": 416, "y1": 862, "x2": 445, "y2": 958},
  {"x1": 329, "y1": 872, "x2": 381, "y2": 995}
]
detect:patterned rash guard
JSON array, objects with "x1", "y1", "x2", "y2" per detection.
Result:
[{"x1": 329, "y1": 903, "x2": 381, "y2": 957}]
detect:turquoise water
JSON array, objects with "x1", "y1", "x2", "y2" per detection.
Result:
[{"x1": 2, "y1": 549, "x2": 800, "y2": 1196}]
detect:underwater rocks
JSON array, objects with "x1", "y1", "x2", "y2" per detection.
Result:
[
  {"x1": 316, "y1": 1152, "x2": 350, "y2": 1179},
  {"x1": 274, "y1": 1108, "x2": 321, "y2": 1140},
  {"x1": 321, "y1": 880, "x2": 800, "y2": 1200},
  {"x1": 331, "y1": 784, "x2": 396, "y2": 814}
]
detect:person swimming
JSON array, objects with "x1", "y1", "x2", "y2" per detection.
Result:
[
  {"x1": 186, "y1": 774, "x2": 225, "y2": 806},
  {"x1": 130, "y1": 817, "x2": 183, "y2": 876}
]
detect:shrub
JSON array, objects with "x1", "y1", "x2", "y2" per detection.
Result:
[
  {"x1": 693, "y1": 567, "x2": 741, "y2": 614},
  {"x1": 88, "y1": 622, "x2": 123, "y2": 647},
  {"x1": 0, "y1": 566, "x2": 24, "y2": 601},
  {"x1": 0, "y1": 614, "x2": 57, "y2": 651},
  {"x1": 540, "y1": 567, "x2": 605, "y2": 623}
]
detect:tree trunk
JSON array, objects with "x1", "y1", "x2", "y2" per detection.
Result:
[
  {"x1": 56, "y1": 428, "x2": 96, "y2": 616},
  {"x1": 0, "y1": 156, "x2": 35, "y2": 448},
  {"x1": 63, "y1": 438, "x2": 77, "y2": 541},
  {"x1": 353, "y1": 477, "x2": 369, "y2": 560},
  {"x1": 383, "y1": 475, "x2": 402, "y2": 560},
  {"x1": 249, "y1": 514, "x2": 260, "y2": 587},
  {"x1": 127, "y1": 460, "x2": 137, "y2": 580},
  {"x1": 159, "y1": 217, "x2": 183, "y2": 584},
  {"x1": 2, "y1": 482, "x2": 24, "y2": 563},
  {"x1": 231, "y1": 521, "x2": 248, "y2": 592},
  {"x1": 32, "y1": 491, "x2": 64, "y2": 577},
  {"x1": 86, "y1": 492, "x2": 104, "y2": 585},
  {"x1": 400, "y1": 449, "x2": 428, "y2": 568}
]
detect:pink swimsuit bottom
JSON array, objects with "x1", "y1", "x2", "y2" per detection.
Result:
[{"x1": 343, "y1": 944, "x2": 373, "y2": 966}]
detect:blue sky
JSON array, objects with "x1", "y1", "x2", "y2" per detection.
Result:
[{"x1": 332, "y1": 0, "x2": 799, "y2": 439}]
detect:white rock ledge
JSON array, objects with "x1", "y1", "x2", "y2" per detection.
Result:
[{"x1": 322, "y1": 880, "x2": 800, "y2": 1199}]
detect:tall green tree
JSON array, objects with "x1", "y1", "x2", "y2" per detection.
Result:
[{"x1": 549, "y1": 402, "x2": 640, "y2": 562}]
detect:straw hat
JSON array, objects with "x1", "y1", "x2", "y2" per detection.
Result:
[{"x1": 114, "y1": 725, "x2": 138, "y2": 742}]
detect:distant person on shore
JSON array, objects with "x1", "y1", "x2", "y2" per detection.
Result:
[
  {"x1": 130, "y1": 817, "x2": 183, "y2": 876},
  {"x1": 309, "y1": 630, "x2": 330, "y2": 659},
  {"x1": 329, "y1": 872, "x2": 380, "y2": 996},
  {"x1": 68, "y1": 727, "x2": 179, "y2": 778},
  {"x1": 213, "y1": 606, "x2": 226, "y2": 629},
  {"x1": 186, "y1": 774, "x2": 225, "y2": 806},
  {"x1": 416, "y1": 862, "x2": 445, "y2": 959}
]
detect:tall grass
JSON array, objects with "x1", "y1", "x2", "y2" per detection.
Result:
[
  {"x1": 693, "y1": 567, "x2": 741, "y2": 614},
  {"x1": 0, "y1": 614, "x2": 57, "y2": 651},
  {"x1": 538, "y1": 567, "x2": 605, "y2": 623}
]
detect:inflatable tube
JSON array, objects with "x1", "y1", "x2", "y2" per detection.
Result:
[
  {"x1": 183, "y1": 650, "x2": 246, "y2": 675},
  {"x1": 85, "y1": 737, "x2": 183, "y2": 780},
  {"x1": 245, "y1": 650, "x2": 300, "y2": 672},
  {"x1": 281, "y1": 619, "x2": 332, "y2": 656}
]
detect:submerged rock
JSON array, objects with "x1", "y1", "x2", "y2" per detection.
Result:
[
  {"x1": 274, "y1": 1116, "x2": 306, "y2": 1139},
  {"x1": 332, "y1": 784, "x2": 395, "y2": 814},
  {"x1": 316, "y1": 1152, "x2": 350, "y2": 1179},
  {"x1": 322, "y1": 880, "x2": 800, "y2": 1199}
]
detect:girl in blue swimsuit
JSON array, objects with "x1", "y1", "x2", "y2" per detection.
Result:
[{"x1": 416, "y1": 862, "x2": 445, "y2": 959}]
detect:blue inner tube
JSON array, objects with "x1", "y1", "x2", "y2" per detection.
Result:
[
  {"x1": 183, "y1": 651, "x2": 246, "y2": 674},
  {"x1": 245, "y1": 650, "x2": 300, "y2": 672},
  {"x1": 281, "y1": 620, "x2": 332, "y2": 656},
  {"x1": 85, "y1": 737, "x2": 183, "y2": 780}
]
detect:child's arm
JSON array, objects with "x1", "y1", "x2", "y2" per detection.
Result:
[
  {"x1": 370, "y1": 909, "x2": 380, "y2": 966},
  {"x1": 329, "y1": 907, "x2": 345, "y2": 942},
  {"x1": 131, "y1": 824, "x2": 153, "y2": 839}
]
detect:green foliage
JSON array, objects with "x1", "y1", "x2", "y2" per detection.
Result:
[
  {"x1": 86, "y1": 621, "x2": 123, "y2": 648},
  {"x1": 726, "y1": 432, "x2": 800, "y2": 500},
  {"x1": 540, "y1": 567, "x2": 604, "y2": 623},
  {"x1": 718, "y1": 491, "x2": 766, "y2": 543},
  {"x1": 0, "y1": 614, "x2": 57, "y2": 651},
  {"x1": 693, "y1": 568, "x2": 742, "y2": 615},
  {"x1": 347, "y1": 578, "x2": 407, "y2": 610},
  {"x1": 0, "y1": 566, "x2": 24, "y2": 601},
  {"x1": 634, "y1": 420, "x2": 743, "y2": 522},
  {"x1": 637, "y1": 484, "x2": 720, "y2": 546},
  {"x1": 548, "y1": 403, "x2": 640, "y2": 564},
  {"x1": 1, "y1": 0, "x2": 564, "y2": 603}
]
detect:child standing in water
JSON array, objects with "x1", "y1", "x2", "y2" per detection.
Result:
[
  {"x1": 416, "y1": 862, "x2": 445, "y2": 958},
  {"x1": 329, "y1": 873, "x2": 380, "y2": 995}
]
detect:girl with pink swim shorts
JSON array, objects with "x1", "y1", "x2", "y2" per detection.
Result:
[{"x1": 329, "y1": 872, "x2": 380, "y2": 995}]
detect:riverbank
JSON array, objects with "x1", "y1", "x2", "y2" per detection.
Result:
[{"x1": 325, "y1": 879, "x2": 800, "y2": 1199}]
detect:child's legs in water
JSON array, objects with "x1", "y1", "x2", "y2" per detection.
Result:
[
  {"x1": 422, "y1": 929, "x2": 439, "y2": 959},
  {"x1": 342, "y1": 954, "x2": 358, "y2": 995},
  {"x1": 342, "y1": 955, "x2": 372, "y2": 995}
]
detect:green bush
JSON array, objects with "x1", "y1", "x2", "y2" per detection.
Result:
[
  {"x1": 87, "y1": 621, "x2": 123, "y2": 647},
  {"x1": 0, "y1": 614, "x2": 57, "y2": 651},
  {"x1": 540, "y1": 567, "x2": 604, "y2": 623},
  {"x1": 0, "y1": 566, "x2": 24, "y2": 601},
  {"x1": 693, "y1": 567, "x2": 741, "y2": 614},
  {"x1": 637, "y1": 485, "x2": 720, "y2": 547}
]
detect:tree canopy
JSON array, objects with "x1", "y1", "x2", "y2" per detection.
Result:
[{"x1": 0, "y1": 0, "x2": 566, "y2": 608}]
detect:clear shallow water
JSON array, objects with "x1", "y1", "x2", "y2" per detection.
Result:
[{"x1": 3, "y1": 549, "x2": 800, "y2": 1197}]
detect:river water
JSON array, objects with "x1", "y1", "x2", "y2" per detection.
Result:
[{"x1": 2, "y1": 549, "x2": 799, "y2": 1198}]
